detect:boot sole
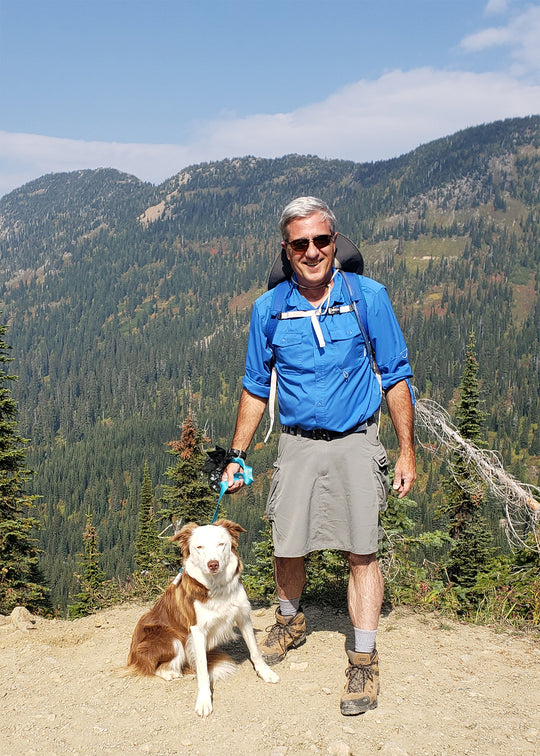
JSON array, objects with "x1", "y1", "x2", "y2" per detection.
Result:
[
  {"x1": 340, "y1": 698, "x2": 378, "y2": 715},
  {"x1": 340, "y1": 682, "x2": 380, "y2": 715},
  {"x1": 261, "y1": 634, "x2": 307, "y2": 666}
]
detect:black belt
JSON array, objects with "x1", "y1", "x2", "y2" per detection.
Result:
[{"x1": 281, "y1": 416, "x2": 375, "y2": 441}]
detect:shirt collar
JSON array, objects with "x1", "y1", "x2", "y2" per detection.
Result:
[{"x1": 286, "y1": 269, "x2": 347, "y2": 309}]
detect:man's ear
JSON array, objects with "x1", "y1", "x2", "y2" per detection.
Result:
[{"x1": 281, "y1": 240, "x2": 291, "y2": 260}]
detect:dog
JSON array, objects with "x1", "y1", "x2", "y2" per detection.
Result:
[{"x1": 126, "y1": 519, "x2": 279, "y2": 717}]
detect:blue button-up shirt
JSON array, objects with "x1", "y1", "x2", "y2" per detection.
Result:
[{"x1": 242, "y1": 271, "x2": 413, "y2": 432}]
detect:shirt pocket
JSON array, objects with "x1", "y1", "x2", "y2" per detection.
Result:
[
  {"x1": 325, "y1": 313, "x2": 366, "y2": 369},
  {"x1": 325, "y1": 310, "x2": 361, "y2": 342},
  {"x1": 271, "y1": 324, "x2": 304, "y2": 348},
  {"x1": 272, "y1": 323, "x2": 306, "y2": 375}
]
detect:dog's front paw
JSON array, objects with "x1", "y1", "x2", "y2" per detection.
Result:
[
  {"x1": 195, "y1": 692, "x2": 213, "y2": 717},
  {"x1": 155, "y1": 668, "x2": 182, "y2": 682},
  {"x1": 257, "y1": 663, "x2": 280, "y2": 684}
]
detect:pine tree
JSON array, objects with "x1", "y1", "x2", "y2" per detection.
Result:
[
  {"x1": 0, "y1": 319, "x2": 49, "y2": 614},
  {"x1": 454, "y1": 331, "x2": 485, "y2": 447},
  {"x1": 160, "y1": 415, "x2": 218, "y2": 528},
  {"x1": 134, "y1": 462, "x2": 161, "y2": 572},
  {"x1": 440, "y1": 332, "x2": 493, "y2": 591},
  {"x1": 68, "y1": 512, "x2": 107, "y2": 619},
  {"x1": 243, "y1": 520, "x2": 276, "y2": 600}
]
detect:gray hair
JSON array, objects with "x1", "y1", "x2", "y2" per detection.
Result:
[{"x1": 279, "y1": 196, "x2": 337, "y2": 240}]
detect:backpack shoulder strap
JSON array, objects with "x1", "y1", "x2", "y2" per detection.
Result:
[
  {"x1": 263, "y1": 280, "x2": 291, "y2": 443},
  {"x1": 340, "y1": 271, "x2": 379, "y2": 379},
  {"x1": 342, "y1": 271, "x2": 368, "y2": 336},
  {"x1": 264, "y1": 279, "x2": 290, "y2": 346}
]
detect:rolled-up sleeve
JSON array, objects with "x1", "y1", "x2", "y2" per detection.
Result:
[
  {"x1": 242, "y1": 298, "x2": 274, "y2": 399},
  {"x1": 368, "y1": 286, "x2": 413, "y2": 392}
]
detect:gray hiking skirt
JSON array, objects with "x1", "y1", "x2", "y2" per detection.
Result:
[{"x1": 266, "y1": 420, "x2": 389, "y2": 557}]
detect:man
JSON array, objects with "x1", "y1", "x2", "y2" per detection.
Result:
[{"x1": 223, "y1": 196, "x2": 415, "y2": 715}]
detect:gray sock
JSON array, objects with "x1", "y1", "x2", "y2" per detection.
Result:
[
  {"x1": 279, "y1": 597, "x2": 301, "y2": 617},
  {"x1": 354, "y1": 627, "x2": 377, "y2": 653}
]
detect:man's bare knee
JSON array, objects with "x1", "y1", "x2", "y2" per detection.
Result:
[{"x1": 348, "y1": 552, "x2": 378, "y2": 569}]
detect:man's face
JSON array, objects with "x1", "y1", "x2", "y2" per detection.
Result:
[{"x1": 282, "y1": 212, "x2": 336, "y2": 290}]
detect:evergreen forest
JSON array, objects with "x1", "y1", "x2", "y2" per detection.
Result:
[{"x1": 0, "y1": 116, "x2": 538, "y2": 612}]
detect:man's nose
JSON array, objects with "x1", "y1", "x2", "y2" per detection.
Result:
[{"x1": 305, "y1": 239, "x2": 320, "y2": 256}]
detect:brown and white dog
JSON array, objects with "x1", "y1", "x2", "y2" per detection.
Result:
[{"x1": 126, "y1": 519, "x2": 279, "y2": 717}]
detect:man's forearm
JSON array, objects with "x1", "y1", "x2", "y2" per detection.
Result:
[
  {"x1": 230, "y1": 388, "x2": 268, "y2": 452},
  {"x1": 385, "y1": 380, "x2": 415, "y2": 452},
  {"x1": 385, "y1": 380, "x2": 416, "y2": 497},
  {"x1": 223, "y1": 388, "x2": 268, "y2": 492}
]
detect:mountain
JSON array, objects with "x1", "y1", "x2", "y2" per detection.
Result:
[{"x1": 0, "y1": 116, "x2": 538, "y2": 608}]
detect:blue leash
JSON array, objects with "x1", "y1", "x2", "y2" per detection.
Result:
[
  {"x1": 212, "y1": 456, "x2": 254, "y2": 521},
  {"x1": 172, "y1": 457, "x2": 253, "y2": 584}
]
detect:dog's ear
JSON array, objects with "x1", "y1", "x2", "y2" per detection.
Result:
[
  {"x1": 214, "y1": 519, "x2": 246, "y2": 546},
  {"x1": 170, "y1": 522, "x2": 198, "y2": 558}
]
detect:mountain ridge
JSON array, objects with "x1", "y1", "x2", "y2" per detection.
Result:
[{"x1": 0, "y1": 115, "x2": 538, "y2": 607}]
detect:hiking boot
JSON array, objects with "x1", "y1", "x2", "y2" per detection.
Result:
[
  {"x1": 340, "y1": 648, "x2": 380, "y2": 715},
  {"x1": 259, "y1": 608, "x2": 307, "y2": 665}
]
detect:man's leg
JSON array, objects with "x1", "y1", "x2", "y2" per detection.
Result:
[
  {"x1": 259, "y1": 556, "x2": 307, "y2": 665},
  {"x1": 347, "y1": 552, "x2": 384, "y2": 634},
  {"x1": 275, "y1": 556, "x2": 306, "y2": 602},
  {"x1": 341, "y1": 552, "x2": 383, "y2": 716}
]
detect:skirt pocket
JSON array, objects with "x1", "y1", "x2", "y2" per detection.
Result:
[
  {"x1": 372, "y1": 447, "x2": 390, "y2": 513},
  {"x1": 265, "y1": 462, "x2": 280, "y2": 522},
  {"x1": 266, "y1": 433, "x2": 289, "y2": 521}
]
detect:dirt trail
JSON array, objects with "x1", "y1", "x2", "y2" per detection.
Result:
[{"x1": 0, "y1": 603, "x2": 539, "y2": 756}]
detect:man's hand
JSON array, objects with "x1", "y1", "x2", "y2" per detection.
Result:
[
  {"x1": 392, "y1": 448, "x2": 416, "y2": 498},
  {"x1": 222, "y1": 388, "x2": 268, "y2": 494},
  {"x1": 221, "y1": 461, "x2": 244, "y2": 493}
]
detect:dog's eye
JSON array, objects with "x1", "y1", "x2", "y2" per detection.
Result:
[{"x1": 196, "y1": 545, "x2": 203, "y2": 550}]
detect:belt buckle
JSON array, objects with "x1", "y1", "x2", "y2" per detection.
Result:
[{"x1": 312, "y1": 428, "x2": 331, "y2": 441}]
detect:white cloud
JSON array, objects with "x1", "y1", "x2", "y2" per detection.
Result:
[
  {"x1": 461, "y1": 26, "x2": 512, "y2": 50},
  {"x1": 462, "y1": 6, "x2": 540, "y2": 76},
  {"x1": 485, "y1": 0, "x2": 510, "y2": 15},
  {"x1": 174, "y1": 68, "x2": 540, "y2": 163},
  {"x1": 0, "y1": 131, "x2": 195, "y2": 193},
  {"x1": 1, "y1": 67, "x2": 539, "y2": 199}
]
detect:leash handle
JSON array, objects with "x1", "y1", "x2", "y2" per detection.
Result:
[{"x1": 217, "y1": 457, "x2": 253, "y2": 510}]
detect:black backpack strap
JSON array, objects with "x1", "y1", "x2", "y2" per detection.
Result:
[
  {"x1": 340, "y1": 271, "x2": 381, "y2": 391},
  {"x1": 264, "y1": 279, "x2": 291, "y2": 348}
]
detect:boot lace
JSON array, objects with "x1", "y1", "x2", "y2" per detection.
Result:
[
  {"x1": 345, "y1": 660, "x2": 375, "y2": 694},
  {"x1": 264, "y1": 620, "x2": 297, "y2": 650}
]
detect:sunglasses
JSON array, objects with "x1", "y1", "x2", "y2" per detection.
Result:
[{"x1": 286, "y1": 234, "x2": 334, "y2": 254}]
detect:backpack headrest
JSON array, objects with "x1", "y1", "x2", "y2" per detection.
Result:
[{"x1": 267, "y1": 232, "x2": 364, "y2": 290}]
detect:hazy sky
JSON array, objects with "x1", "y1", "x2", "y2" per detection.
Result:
[{"x1": 1, "y1": 0, "x2": 539, "y2": 198}]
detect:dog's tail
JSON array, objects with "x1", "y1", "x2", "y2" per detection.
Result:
[
  {"x1": 116, "y1": 663, "x2": 140, "y2": 678},
  {"x1": 207, "y1": 650, "x2": 237, "y2": 683}
]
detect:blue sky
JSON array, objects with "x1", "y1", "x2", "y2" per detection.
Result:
[{"x1": 0, "y1": 0, "x2": 539, "y2": 198}]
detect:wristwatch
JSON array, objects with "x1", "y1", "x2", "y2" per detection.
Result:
[{"x1": 227, "y1": 447, "x2": 247, "y2": 461}]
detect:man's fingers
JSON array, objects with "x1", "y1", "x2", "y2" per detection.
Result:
[{"x1": 221, "y1": 463, "x2": 244, "y2": 493}]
